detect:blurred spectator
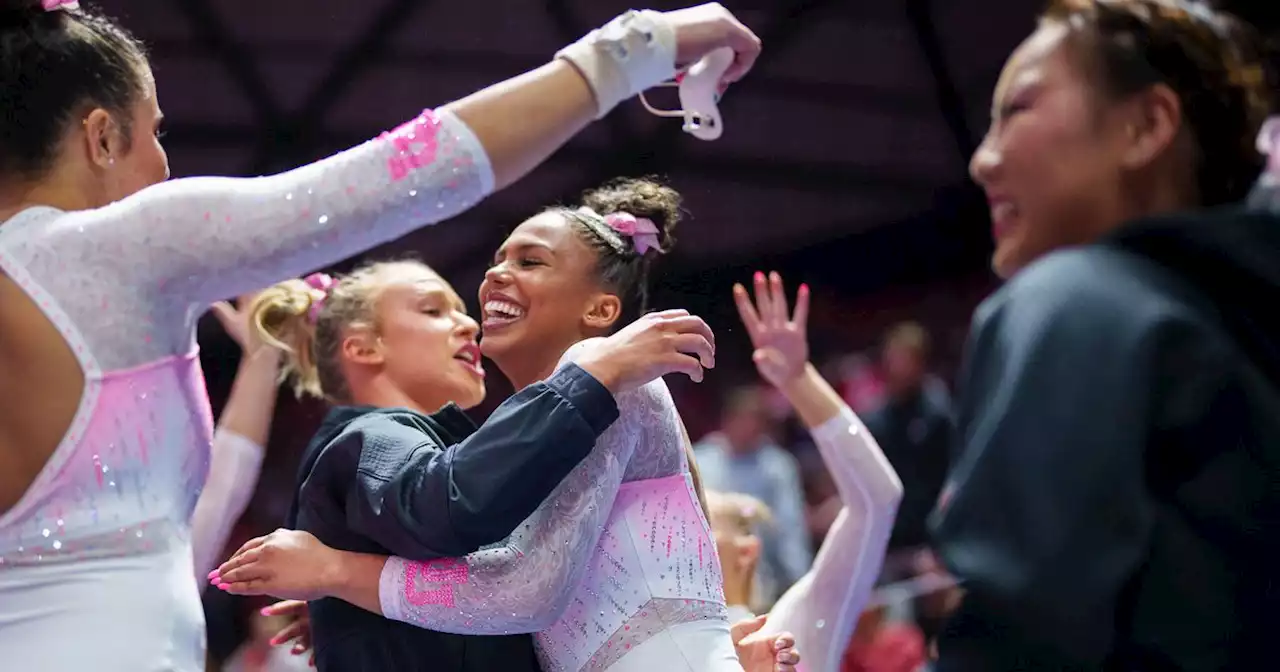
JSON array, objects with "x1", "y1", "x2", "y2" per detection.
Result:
[
  {"x1": 694, "y1": 386, "x2": 813, "y2": 605},
  {"x1": 841, "y1": 605, "x2": 927, "y2": 672},
  {"x1": 862, "y1": 323, "x2": 952, "y2": 562},
  {"x1": 705, "y1": 490, "x2": 772, "y2": 619},
  {"x1": 860, "y1": 322, "x2": 954, "y2": 640}
]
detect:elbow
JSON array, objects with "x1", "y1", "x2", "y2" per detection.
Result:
[
  {"x1": 879, "y1": 470, "x2": 905, "y2": 510},
  {"x1": 514, "y1": 568, "x2": 579, "y2": 631}
]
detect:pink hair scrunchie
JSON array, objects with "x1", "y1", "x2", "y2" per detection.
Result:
[
  {"x1": 304, "y1": 273, "x2": 336, "y2": 324},
  {"x1": 603, "y1": 212, "x2": 662, "y2": 255}
]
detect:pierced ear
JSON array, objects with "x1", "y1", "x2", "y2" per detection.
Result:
[
  {"x1": 340, "y1": 328, "x2": 384, "y2": 366},
  {"x1": 82, "y1": 108, "x2": 122, "y2": 169},
  {"x1": 582, "y1": 294, "x2": 623, "y2": 331},
  {"x1": 1119, "y1": 83, "x2": 1183, "y2": 170}
]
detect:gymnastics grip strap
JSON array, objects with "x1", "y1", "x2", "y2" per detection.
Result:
[{"x1": 555, "y1": 10, "x2": 677, "y2": 119}]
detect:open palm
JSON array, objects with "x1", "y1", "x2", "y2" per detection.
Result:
[
  {"x1": 732, "y1": 271, "x2": 810, "y2": 389},
  {"x1": 210, "y1": 292, "x2": 263, "y2": 354}
]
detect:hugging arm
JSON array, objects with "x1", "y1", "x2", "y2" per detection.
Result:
[{"x1": 344, "y1": 363, "x2": 618, "y2": 559}]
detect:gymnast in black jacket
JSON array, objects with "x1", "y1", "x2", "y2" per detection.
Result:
[
  {"x1": 209, "y1": 260, "x2": 716, "y2": 671},
  {"x1": 931, "y1": 2, "x2": 1280, "y2": 669}
]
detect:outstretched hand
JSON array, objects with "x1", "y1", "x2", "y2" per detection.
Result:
[
  {"x1": 733, "y1": 271, "x2": 810, "y2": 389},
  {"x1": 211, "y1": 292, "x2": 264, "y2": 354},
  {"x1": 209, "y1": 529, "x2": 336, "y2": 601},
  {"x1": 732, "y1": 614, "x2": 801, "y2": 672}
]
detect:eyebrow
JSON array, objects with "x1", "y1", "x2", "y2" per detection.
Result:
[
  {"x1": 416, "y1": 287, "x2": 467, "y2": 313},
  {"x1": 493, "y1": 241, "x2": 553, "y2": 262}
]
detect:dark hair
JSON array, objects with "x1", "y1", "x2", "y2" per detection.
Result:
[
  {"x1": 553, "y1": 176, "x2": 682, "y2": 319},
  {"x1": 1042, "y1": 0, "x2": 1276, "y2": 206},
  {"x1": 0, "y1": 1, "x2": 149, "y2": 179},
  {"x1": 884, "y1": 321, "x2": 931, "y2": 359}
]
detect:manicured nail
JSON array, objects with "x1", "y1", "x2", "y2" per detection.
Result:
[
  {"x1": 217, "y1": 582, "x2": 230, "y2": 591},
  {"x1": 754, "y1": 271, "x2": 764, "y2": 282},
  {"x1": 207, "y1": 570, "x2": 219, "y2": 580}
]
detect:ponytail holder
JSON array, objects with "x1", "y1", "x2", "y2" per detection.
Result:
[
  {"x1": 602, "y1": 212, "x2": 662, "y2": 256},
  {"x1": 304, "y1": 273, "x2": 335, "y2": 323},
  {"x1": 42, "y1": 0, "x2": 79, "y2": 11}
]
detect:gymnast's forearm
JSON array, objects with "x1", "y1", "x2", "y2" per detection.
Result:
[{"x1": 443, "y1": 62, "x2": 594, "y2": 192}]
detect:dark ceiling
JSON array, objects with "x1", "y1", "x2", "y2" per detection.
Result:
[{"x1": 98, "y1": 0, "x2": 1041, "y2": 282}]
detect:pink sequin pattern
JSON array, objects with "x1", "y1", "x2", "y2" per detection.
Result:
[
  {"x1": 533, "y1": 474, "x2": 728, "y2": 672},
  {"x1": 402, "y1": 557, "x2": 470, "y2": 608},
  {"x1": 0, "y1": 106, "x2": 492, "y2": 669}
]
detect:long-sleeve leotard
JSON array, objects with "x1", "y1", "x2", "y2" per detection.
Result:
[
  {"x1": 377, "y1": 342, "x2": 649, "y2": 634},
  {"x1": 762, "y1": 407, "x2": 903, "y2": 672},
  {"x1": 191, "y1": 429, "x2": 265, "y2": 585},
  {"x1": 4, "y1": 109, "x2": 492, "y2": 373}
]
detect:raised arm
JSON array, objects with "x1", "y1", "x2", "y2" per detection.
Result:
[
  {"x1": 191, "y1": 296, "x2": 280, "y2": 584},
  {"x1": 733, "y1": 272, "x2": 903, "y2": 670},
  {"x1": 46, "y1": 7, "x2": 758, "y2": 313}
]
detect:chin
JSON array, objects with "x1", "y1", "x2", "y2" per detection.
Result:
[
  {"x1": 457, "y1": 387, "x2": 487, "y2": 411},
  {"x1": 991, "y1": 242, "x2": 1027, "y2": 280},
  {"x1": 479, "y1": 328, "x2": 520, "y2": 368}
]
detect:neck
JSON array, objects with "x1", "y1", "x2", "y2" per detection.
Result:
[
  {"x1": 349, "y1": 379, "x2": 447, "y2": 416},
  {"x1": 501, "y1": 358, "x2": 558, "y2": 392},
  {"x1": 0, "y1": 172, "x2": 97, "y2": 222},
  {"x1": 496, "y1": 337, "x2": 582, "y2": 391},
  {"x1": 722, "y1": 576, "x2": 753, "y2": 608}
]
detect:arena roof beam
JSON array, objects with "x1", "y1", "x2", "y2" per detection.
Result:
[
  {"x1": 597, "y1": 0, "x2": 844, "y2": 182},
  {"x1": 904, "y1": 0, "x2": 976, "y2": 169},
  {"x1": 248, "y1": 0, "x2": 431, "y2": 174},
  {"x1": 173, "y1": 0, "x2": 283, "y2": 128}
]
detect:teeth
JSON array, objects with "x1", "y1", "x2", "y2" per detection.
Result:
[
  {"x1": 456, "y1": 350, "x2": 476, "y2": 364},
  {"x1": 484, "y1": 300, "x2": 525, "y2": 320},
  {"x1": 992, "y1": 202, "x2": 1017, "y2": 221}
]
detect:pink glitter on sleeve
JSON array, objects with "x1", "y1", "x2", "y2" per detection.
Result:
[
  {"x1": 39, "y1": 108, "x2": 493, "y2": 356},
  {"x1": 402, "y1": 558, "x2": 470, "y2": 608}
]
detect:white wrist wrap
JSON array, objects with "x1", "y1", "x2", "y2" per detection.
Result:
[{"x1": 555, "y1": 9, "x2": 678, "y2": 119}]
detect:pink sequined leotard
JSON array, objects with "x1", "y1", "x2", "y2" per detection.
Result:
[
  {"x1": 378, "y1": 339, "x2": 741, "y2": 671},
  {"x1": 0, "y1": 110, "x2": 493, "y2": 671}
]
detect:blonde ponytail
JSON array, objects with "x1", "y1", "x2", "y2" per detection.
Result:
[
  {"x1": 249, "y1": 279, "x2": 326, "y2": 399},
  {"x1": 248, "y1": 259, "x2": 442, "y2": 404}
]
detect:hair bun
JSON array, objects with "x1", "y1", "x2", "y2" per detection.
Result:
[{"x1": 580, "y1": 176, "x2": 682, "y2": 255}]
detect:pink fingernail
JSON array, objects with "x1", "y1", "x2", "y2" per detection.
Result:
[
  {"x1": 260, "y1": 607, "x2": 272, "y2": 616},
  {"x1": 217, "y1": 582, "x2": 230, "y2": 591},
  {"x1": 207, "y1": 570, "x2": 219, "y2": 580}
]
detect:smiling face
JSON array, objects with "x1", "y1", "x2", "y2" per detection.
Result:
[
  {"x1": 358, "y1": 266, "x2": 486, "y2": 412},
  {"x1": 477, "y1": 211, "x2": 622, "y2": 386},
  {"x1": 969, "y1": 21, "x2": 1143, "y2": 278}
]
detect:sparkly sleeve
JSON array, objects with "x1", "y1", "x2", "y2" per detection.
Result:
[
  {"x1": 377, "y1": 341, "x2": 662, "y2": 635},
  {"x1": 762, "y1": 408, "x2": 903, "y2": 670},
  {"x1": 191, "y1": 429, "x2": 265, "y2": 587},
  {"x1": 49, "y1": 109, "x2": 491, "y2": 312}
]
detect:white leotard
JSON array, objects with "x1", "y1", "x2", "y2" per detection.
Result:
[
  {"x1": 0, "y1": 109, "x2": 493, "y2": 671},
  {"x1": 379, "y1": 339, "x2": 741, "y2": 671}
]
